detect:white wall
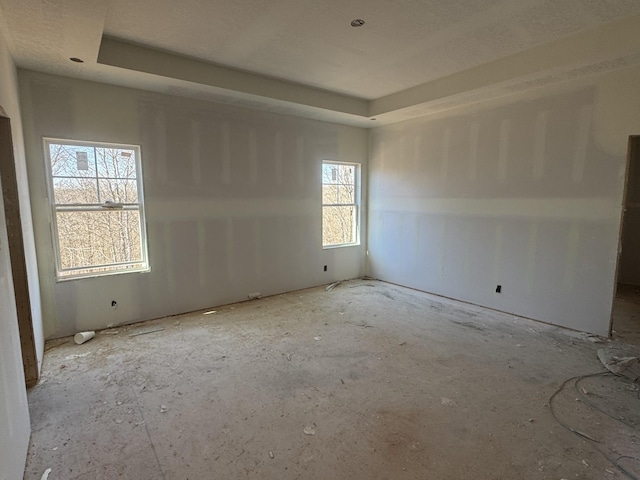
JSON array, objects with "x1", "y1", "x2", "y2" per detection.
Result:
[
  {"x1": 19, "y1": 71, "x2": 368, "y2": 339},
  {"x1": 0, "y1": 19, "x2": 44, "y2": 374},
  {"x1": 0, "y1": 28, "x2": 32, "y2": 480},
  {"x1": 368, "y1": 66, "x2": 640, "y2": 336}
]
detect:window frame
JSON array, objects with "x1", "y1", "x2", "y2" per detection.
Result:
[
  {"x1": 321, "y1": 160, "x2": 361, "y2": 248},
  {"x1": 43, "y1": 137, "x2": 150, "y2": 281}
]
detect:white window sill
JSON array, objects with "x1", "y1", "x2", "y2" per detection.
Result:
[
  {"x1": 56, "y1": 266, "x2": 151, "y2": 282},
  {"x1": 323, "y1": 242, "x2": 360, "y2": 250}
]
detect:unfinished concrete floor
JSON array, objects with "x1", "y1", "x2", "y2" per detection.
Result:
[{"x1": 25, "y1": 280, "x2": 640, "y2": 479}]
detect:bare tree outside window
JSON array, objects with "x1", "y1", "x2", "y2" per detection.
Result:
[
  {"x1": 322, "y1": 162, "x2": 359, "y2": 247},
  {"x1": 45, "y1": 140, "x2": 149, "y2": 279}
]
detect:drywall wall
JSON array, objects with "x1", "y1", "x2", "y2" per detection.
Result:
[
  {"x1": 618, "y1": 136, "x2": 640, "y2": 286},
  {"x1": 0, "y1": 179, "x2": 30, "y2": 480},
  {"x1": 0, "y1": 29, "x2": 31, "y2": 480},
  {"x1": 0, "y1": 19, "x2": 44, "y2": 375},
  {"x1": 368, "y1": 66, "x2": 640, "y2": 336},
  {"x1": 19, "y1": 71, "x2": 367, "y2": 339}
]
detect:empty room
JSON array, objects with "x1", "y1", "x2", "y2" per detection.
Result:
[{"x1": 1, "y1": 0, "x2": 640, "y2": 479}]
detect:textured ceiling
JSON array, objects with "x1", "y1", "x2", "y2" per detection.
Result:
[
  {"x1": 103, "y1": 0, "x2": 640, "y2": 99},
  {"x1": 1, "y1": 0, "x2": 640, "y2": 126}
]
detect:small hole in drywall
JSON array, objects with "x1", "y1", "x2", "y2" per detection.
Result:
[
  {"x1": 324, "y1": 265, "x2": 327, "y2": 272},
  {"x1": 350, "y1": 19, "x2": 365, "y2": 27},
  {"x1": 69, "y1": 57, "x2": 84, "y2": 63},
  {"x1": 495, "y1": 285, "x2": 502, "y2": 293},
  {"x1": 111, "y1": 300, "x2": 117, "y2": 308}
]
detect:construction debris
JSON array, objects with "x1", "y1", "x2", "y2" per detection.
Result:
[
  {"x1": 597, "y1": 348, "x2": 640, "y2": 382},
  {"x1": 64, "y1": 352, "x2": 90, "y2": 360},
  {"x1": 99, "y1": 329, "x2": 119, "y2": 335},
  {"x1": 325, "y1": 281, "x2": 341, "y2": 291},
  {"x1": 585, "y1": 333, "x2": 604, "y2": 343},
  {"x1": 346, "y1": 321, "x2": 373, "y2": 328},
  {"x1": 74, "y1": 331, "x2": 95, "y2": 345},
  {"x1": 129, "y1": 326, "x2": 165, "y2": 337}
]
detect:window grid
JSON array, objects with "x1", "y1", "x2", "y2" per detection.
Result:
[
  {"x1": 44, "y1": 138, "x2": 149, "y2": 280},
  {"x1": 322, "y1": 161, "x2": 359, "y2": 247}
]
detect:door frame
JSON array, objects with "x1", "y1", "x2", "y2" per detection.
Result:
[{"x1": 0, "y1": 106, "x2": 38, "y2": 387}]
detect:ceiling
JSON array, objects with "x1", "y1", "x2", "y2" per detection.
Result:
[{"x1": 1, "y1": 0, "x2": 640, "y2": 127}]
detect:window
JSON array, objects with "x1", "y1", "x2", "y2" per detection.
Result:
[
  {"x1": 322, "y1": 161, "x2": 360, "y2": 247},
  {"x1": 44, "y1": 139, "x2": 149, "y2": 279}
]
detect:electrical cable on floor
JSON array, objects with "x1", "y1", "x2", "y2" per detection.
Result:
[
  {"x1": 574, "y1": 375, "x2": 639, "y2": 430},
  {"x1": 548, "y1": 371, "x2": 640, "y2": 480}
]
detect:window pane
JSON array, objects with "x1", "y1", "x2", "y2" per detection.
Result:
[
  {"x1": 322, "y1": 184, "x2": 338, "y2": 204},
  {"x1": 98, "y1": 179, "x2": 139, "y2": 204},
  {"x1": 56, "y1": 210, "x2": 142, "y2": 270},
  {"x1": 49, "y1": 144, "x2": 96, "y2": 178},
  {"x1": 338, "y1": 164, "x2": 355, "y2": 184},
  {"x1": 337, "y1": 184, "x2": 355, "y2": 204},
  {"x1": 322, "y1": 205, "x2": 355, "y2": 246},
  {"x1": 46, "y1": 139, "x2": 148, "y2": 279},
  {"x1": 53, "y1": 177, "x2": 99, "y2": 204},
  {"x1": 96, "y1": 148, "x2": 137, "y2": 179},
  {"x1": 322, "y1": 164, "x2": 338, "y2": 184}
]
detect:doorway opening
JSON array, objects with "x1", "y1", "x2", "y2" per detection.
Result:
[{"x1": 612, "y1": 135, "x2": 640, "y2": 345}]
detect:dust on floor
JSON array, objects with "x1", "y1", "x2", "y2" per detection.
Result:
[{"x1": 25, "y1": 280, "x2": 640, "y2": 479}]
